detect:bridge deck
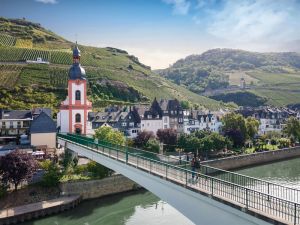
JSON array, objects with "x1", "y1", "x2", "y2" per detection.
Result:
[{"x1": 58, "y1": 134, "x2": 300, "y2": 225}]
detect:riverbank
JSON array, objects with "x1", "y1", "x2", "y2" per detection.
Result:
[
  {"x1": 0, "y1": 195, "x2": 81, "y2": 225},
  {"x1": 0, "y1": 174, "x2": 140, "y2": 224},
  {"x1": 202, "y1": 146, "x2": 300, "y2": 170}
]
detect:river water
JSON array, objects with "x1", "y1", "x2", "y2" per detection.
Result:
[{"x1": 21, "y1": 157, "x2": 300, "y2": 225}]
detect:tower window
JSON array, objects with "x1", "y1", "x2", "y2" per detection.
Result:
[
  {"x1": 75, "y1": 90, "x2": 81, "y2": 101},
  {"x1": 75, "y1": 113, "x2": 81, "y2": 123}
]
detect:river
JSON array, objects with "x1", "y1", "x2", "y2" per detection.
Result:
[{"x1": 21, "y1": 157, "x2": 300, "y2": 225}]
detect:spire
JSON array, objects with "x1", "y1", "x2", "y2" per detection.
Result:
[
  {"x1": 72, "y1": 42, "x2": 81, "y2": 64},
  {"x1": 68, "y1": 43, "x2": 86, "y2": 80}
]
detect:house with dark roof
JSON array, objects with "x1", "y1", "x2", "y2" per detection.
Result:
[
  {"x1": 140, "y1": 98, "x2": 184, "y2": 134},
  {"x1": 30, "y1": 112, "x2": 57, "y2": 148},
  {"x1": 0, "y1": 109, "x2": 33, "y2": 145},
  {"x1": 237, "y1": 106, "x2": 298, "y2": 135},
  {"x1": 88, "y1": 106, "x2": 141, "y2": 138}
]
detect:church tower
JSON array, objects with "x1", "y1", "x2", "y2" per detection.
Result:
[{"x1": 57, "y1": 43, "x2": 92, "y2": 135}]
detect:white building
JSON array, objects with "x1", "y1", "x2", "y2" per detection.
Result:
[{"x1": 57, "y1": 44, "x2": 92, "y2": 135}]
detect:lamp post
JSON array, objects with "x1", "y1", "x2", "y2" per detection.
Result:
[{"x1": 176, "y1": 148, "x2": 183, "y2": 165}]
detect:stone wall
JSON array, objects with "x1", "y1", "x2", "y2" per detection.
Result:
[
  {"x1": 59, "y1": 174, "x2": 139, "y2": 200},
  {"x1": 202, "y1": 147, "x2": 300, "y2": 170}
]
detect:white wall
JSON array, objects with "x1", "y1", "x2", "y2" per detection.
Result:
[
  {"x1": 141, "y1": 119, "x2": 163, "y2": 135},
  {"x1": 58, "y1": 110, "x2": 69, "y2": 133},
  {"x1": 31, "y1": 133, "x2": 56, "y2": 148},
  {"x1": 71, "y1": 83, "x2": 85, "y2": 105}
]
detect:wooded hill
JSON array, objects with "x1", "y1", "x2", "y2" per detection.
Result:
[
  {"x1": 157, "y1": 48, "x2": 300, "y2": 107},
  {"x1": 0, "y1": 17, "x2": 225, "y2": 114}
]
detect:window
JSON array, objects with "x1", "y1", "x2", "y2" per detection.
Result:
[
  {"x1": 129, "y1": 122, "x2": 134, "y2": 127},
  {"x1": 75, "y1": 90, "x2": 81, "y2": 101},
  {"x1": 17, "y1": 121, "x2": 21, "y2": 128},
  {"x1": 75, "y1": 114, "x2": 81, "y2": 123},
  {"x1": 2, "y1": 122, "x2": 5, "y2": 128},
  {"x1": 10, "y1": 121, "x2": 13, "y2": 128},
  {"x1": 122, "y1": 122, "x2": 127, "y2": 127}
]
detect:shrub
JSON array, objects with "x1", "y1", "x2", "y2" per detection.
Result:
[
  {"x1": 86, "y1": 161, "x2": 111, "y2": 179},
  {"x1": 278, "y1": 138, "x2": 290, "y2": 149},
  {"x1": 0, "y1": 183, "x2": 8, "y2": 198},
  {"x1": 39, "y1": 160, "x2": 61, "y2": 187}
]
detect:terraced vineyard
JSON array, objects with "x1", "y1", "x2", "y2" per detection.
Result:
[
  {"x1": 0, "y1": 64, "x2": 24, "y2": 88},
  {"x1": 15, "y1": 39, "x2": 33, "y2": 48},
  {"x1": 49, "y1": 67, "x2": 68, "y2": 87},
  {"x1": 0, "y1": 34, "x2": 16, "y2": 46},
  {"x1": 0, "y1": 46, "x2": 25, "y2": 62},
  {"x1": 50, "y1": 51, "x2": 72, "y2": 65},
  {"x1": 22, "y1": 48, "x2": 50, "y2": 61}
]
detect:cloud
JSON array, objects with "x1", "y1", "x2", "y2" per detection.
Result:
[
  {"x1": 163, "y1": 0, "x2": 190, "y2": 15},
  {"x1": 201, "y1": 0, "x2": 300, "y2": 43},
  {"x1": 35, "y1": 0, "x2": 58, "y2": 4}
]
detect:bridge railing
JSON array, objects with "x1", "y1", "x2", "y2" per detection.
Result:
[
  {"x1": 59, "y1": 133, "x2": 300, "y2": 203},
  {"x1": 58, "y1": 133, "x2": 300, "y2": 224}
]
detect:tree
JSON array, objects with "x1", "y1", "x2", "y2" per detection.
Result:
[
  {"x1": 134, "y1": 131, "x2": 155, "y2": 148},
  {"x1": 180, "y1": 101, "x2": 190, "y2": 109},
  {"x1": 284, "y1": 117, "x2": 300, "y2": 142},
  {"x1": 94, "y1": 126, "x2": 125, "y2": 146},
  {"x1": 145, "y1": 138, "x2": 160, "y2": 153},
  {"x1": 199, "y1": 133, "x2": 231, "y2": 156},
  {"x1": 0, "y1": 151, "x2": 37, "y2": 191},
  {"x1": 245, "y1": 117, "x2": 259, "y2": 140},
  {"x1": 222, "y1": 113, "x2": 247, "y2": 147},
  {"x1": 157, "y1": 128, "x2": 177, "y2": 151}
]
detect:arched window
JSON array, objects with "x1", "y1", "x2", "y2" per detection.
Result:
[
  {"x1": 75, "y1": 113, "x2": 81, "y2": 123},
  {"x1": 75, "y1": 90, "x2": 81, "y2": 101}
]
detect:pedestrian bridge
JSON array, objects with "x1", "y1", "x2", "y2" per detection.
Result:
[{"x1": 58, "y1": 133, "x2": 300, "y2": 225}]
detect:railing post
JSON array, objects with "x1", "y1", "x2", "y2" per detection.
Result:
[
  {"x1": 185, "y1": 170, "x2": 188, "y2": 186},
  {"x1": 126, "y1": 150, "x2": 128, "y2": 164},
  {"x1": 150, "y1": 160, "x2": 152, "y2": 173},
  {"x1": 246, "y1": 188, "x2": 248, "y2": 209},
  {"x1": 294, "y1": 203, "x2": 297, "y2": 225},
  {"x1": 267, "y1": 183, "x2": 270, "y2": 201},
  {"x1": 166, "y1": 165, "x2": 168, "y2": 179},
  {"x1": 211, "y1": 178, "x2": 214, "y2": 196}
]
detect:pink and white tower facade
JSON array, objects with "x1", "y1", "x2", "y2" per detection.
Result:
[{"x1": 57, "y1": 44, "x2": 92, "y2": 135}]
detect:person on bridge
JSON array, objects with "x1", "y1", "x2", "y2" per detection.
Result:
[{"x1": 194, "y1": 156, "x2": 201, "y2": 181}]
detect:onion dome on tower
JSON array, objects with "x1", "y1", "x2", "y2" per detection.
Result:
[{"x1": 68, "y1": 42, "x2": 86, "y2": 80}]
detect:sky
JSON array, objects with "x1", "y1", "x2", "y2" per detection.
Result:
[{"x1": 1, "y1": 0, "x2": 300, "y2": 69}]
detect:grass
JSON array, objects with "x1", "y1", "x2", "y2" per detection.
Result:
[
  {"x1": 227, "y1": 70, "x2": 259, "y2": 86},
  {"x1": 247, "y1": 71, "x2": 300, "y2": 85},
  {"x1": 217, "y1": 70, "x2": 300, "y2": 107}
]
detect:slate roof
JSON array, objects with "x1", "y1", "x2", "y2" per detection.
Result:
[
  {"x1": 69, "y1": 45, "x2": 86, "y2": 80},
  {"x1": 0, "y1": 110, "x2": 32, "y2": 120},
  {"x1": 69, "y1": 64, "x2": 86, "y2": 80},
  {"x1": 32, "y1": 108, "x2": 52, "y2": 118},
  {"x1": 30, "y1": 112, "x2": 56, "y2": 134}
]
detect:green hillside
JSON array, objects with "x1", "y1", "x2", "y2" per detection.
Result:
[
  {"x1": 158, "y1": 48, "x2": 300, "y2": 107},
  {"x1": 0, "y1": 17, "x2": 224, "y2": 113}
]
